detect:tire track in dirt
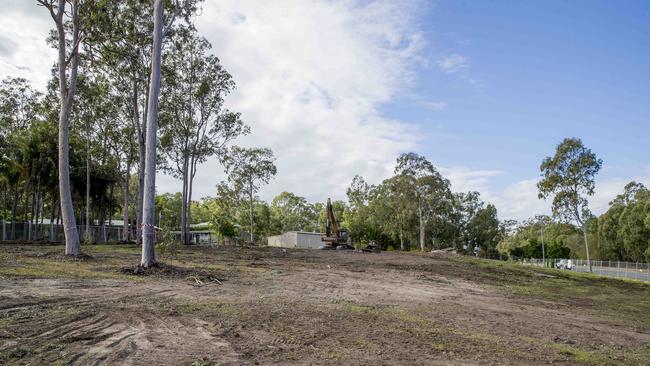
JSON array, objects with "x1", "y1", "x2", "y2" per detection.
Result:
[{"x1": 0, "y1": 279, "x2": 241, "y2": 365}]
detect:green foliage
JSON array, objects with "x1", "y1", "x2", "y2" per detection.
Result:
[
  {"x1": 593, "y1": 182, "x2": 650, "y2": 262},
  {"x1": 498, "y1": 217, "x2": 575, "y2": 259},
  {"x1": 155, "y1": 193, "x2": 183, "y2": 230},
  {"x1": 156, "y1": 229, "x2": 181, "y2": 261},
  {"x1": 538, "y1": 137, "x2": 602, "y2": 226},
  {"x1": 270, "y1": 191, "x2": 320, "y2": 233}
]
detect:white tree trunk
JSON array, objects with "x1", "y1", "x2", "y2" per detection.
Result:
[
  {"x1": 123, "y1": 158, "x2": 130, "y2": 241},
  {"x1": 419, "y1": 205, "x2": 425, "y2": 252},
  {"x1": 180, "y1": 158, "x2": 188, "y2": 245},
  {"x1": 136, "y1": 132, "x2": 145, "y2": 244},
  {"x1": 249, "y1": 179, "x2": 254, "y2": 244},
  {"x1": 51, "y1": 0, "x2": 81, "y2": 255},
  {"x1": 2, "y1": 184, "x2": 6, "y2": 241},
  {"x1": 140, "y1": 0, "x2": 164, "y2": 267},
  {"x1": 85, "y1": 135, "x2": 91, "y2": 243},
  {"x1": 49, "y1": 189, "x2": 56, "y2": 242},
  {"x1": 132, "y1": 78, "x2": 145, "y2": 244},
  {"x1": 582, "y1": 224, "x2": 592, "y2": 272},
  {"x1": 187, "y1": 159, "x2": 196, "y2": 245}
]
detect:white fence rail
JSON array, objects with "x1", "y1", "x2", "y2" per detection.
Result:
[{"x1": 514, "y1": 257, "x2": 650, "y2": 282}]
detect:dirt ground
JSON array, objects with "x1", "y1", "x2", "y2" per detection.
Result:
[{"x1": 1, "y1": 244, "x2": 649, "y2": 365}]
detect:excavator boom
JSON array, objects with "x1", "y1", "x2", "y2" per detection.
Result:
[{"x1": 321, "y1": 198, "x2": 350, "y2": 249}]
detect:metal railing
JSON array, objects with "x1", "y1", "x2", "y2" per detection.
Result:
[{"x1": 514, "y1": 257, "x2": 650, "y2": 282}]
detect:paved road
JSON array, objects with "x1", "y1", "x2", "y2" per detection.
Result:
[{"x1": 573, "y1": 265, "x2": 650, "y2": 282}]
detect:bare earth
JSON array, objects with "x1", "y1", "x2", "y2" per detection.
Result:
[{"x1": 0, "y1": 244, "x2": 649, "y2": 365}]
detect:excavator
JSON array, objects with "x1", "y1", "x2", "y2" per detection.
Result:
[
  {"x1": 320, "y1": 198, "x2": 353, "y2": 250},
  {"x1": 320, "y1": 198, "x2": 380, "y2": 253}
]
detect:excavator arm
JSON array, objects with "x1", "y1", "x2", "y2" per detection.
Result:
[
  {"x1": 322, "y1": 198, "x2": 350, "y2": 249},
  {"x1": 325, "y1": 198, "x2": 338, "y2": 237}
]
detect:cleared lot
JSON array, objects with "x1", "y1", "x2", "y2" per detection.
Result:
[{"x1": 1, "y1": 243, "x2": 649, "y2": 365}]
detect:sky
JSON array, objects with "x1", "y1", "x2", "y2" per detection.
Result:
[{"x1": 1, "y1": 0, "x2": 649, "y2": 221}]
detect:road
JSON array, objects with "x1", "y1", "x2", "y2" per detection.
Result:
[{"x1": 573, "y1": 264, "x2": 650, "y2": 282}]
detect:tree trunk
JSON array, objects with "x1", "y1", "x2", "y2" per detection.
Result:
[
  {"x1": 140, "y1": 0, "x2": 163, "y2": 268},
  {"x1": 85, "y1": 138, "x2": 91, "y2": 243},
  {"x1": 11, "y1": 184, "x2": 17, "y2": 240},
  {"x1": 582, "y1": 224, "x2": 592, "y2": 272},
  {"x1": 249, "y1": 178, "x2": 254, "y2": 244},
  {"x1": 108, "y1": 183, "x2": 113, "y2": 227},
  {"x1": 399, "y1": 230, "x2": 405, "y2": 251},
  {"x1": 29, "y1": 182, "x2": 36, "y2": 241},
  {"x1": 419, "y1": 205, "x2": 425, "y2": 252},
  {"x1": 180, "y1": 157, "x2": 188, "y2": 245},
  {"x1": 49, "y1": 188, "x2": 57, "y2": 242},
  {"x1": 23, "y1": 179, "x2": 30, "y2": 240},
  {"x1": 123, "y1": 159, "x2": 130, "y2": 242},
  {"x1": 2, "y1": 183, "x2": 6, "y2": 241},
  {"x1": 51, "y1": 0, "x2": 82, "y2": 256},
  {"x1": 133, "y1": 77, "x2": 146, "y2": 245},
  {"x1": 35, "y1": 183, "x2": 42, "y2": 240},
  {"x1": 187, "y1": 158, "x2": 196, "y2": 245},
  {"x1": 137, "y1": 131, "x2": 145, "y2": 244}
]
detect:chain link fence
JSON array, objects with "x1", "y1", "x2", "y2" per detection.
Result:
[
  {"x1": 0, "y1": 221, "x2": 136, "y2": 243},
  {"x1": 514, "y1": 257, "x2": 650, "y2": 282}
]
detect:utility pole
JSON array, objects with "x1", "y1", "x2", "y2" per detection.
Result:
[{"x1": 541, "y1": 223, "x2": 546, "y2": 267}]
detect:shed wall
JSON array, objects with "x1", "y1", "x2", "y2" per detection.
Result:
[{"x1": 295, "y1": 232, "x2": 324, "y2": 249}]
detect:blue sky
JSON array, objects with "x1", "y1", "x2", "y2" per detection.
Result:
[
  {"x1": 386, "y1": 0, "x2": 649, "y2": 197},
  {"x1": 1, "y1": 0, "x2": 648, "y2": 220}
]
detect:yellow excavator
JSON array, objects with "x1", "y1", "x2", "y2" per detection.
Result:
[{"x1": 320, "y1": 198, "x2": 353, "y2": 250}]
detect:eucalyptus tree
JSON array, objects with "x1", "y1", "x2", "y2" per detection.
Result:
[
  {"x1": 0, "y1": 78, "x2": 41, "y2": 135},
  {"x1": 538, "y1": 138, "x2": 602, "y2": 272},
  {"x1": 139, "y1": 0, "x2": 201, "y2": 266},
  {"x1": 159, "y1": 29, "x2": 248, "y2": 245},
  {"x1": 140, "y1": 0, "x2": 166, "y2": 267},
  {"x1": 614, "y1": 184, "x2": 650, "y2": 262},
  {"x1": 36, "y1": 0, "x2": 87, "y2": 255},
  {"x1": 71, "y1": 75, "x2": 115, "y2": 241},
  {"x1": 394, "y1": 153, "x2": 451, "y2": 251},
  {"x1": 597, "y1": 182, "x2": 646, "y2": 261},
  {"x1": 222, "y1": 147, "x2": 277, "y2": 243},
  {"x1": 345, "y1": 175, "x2": 374, "y2": 243},
  {"x1": 270, "y1": 191, "x2": 318, "y2": 233},
  {"x1": 0, "y1": 77, "x2": 42, "y2": 239},
  {"x1": 375, "y1": 174, "x2": 417, "y2": 250}
]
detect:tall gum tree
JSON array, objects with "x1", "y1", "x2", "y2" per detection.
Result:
[
  {"x1": 159, "y1": 29, "x2": 248, "y2": 245},
  {"x1": 394, "y1": 153, "x2": 451, "y2": 252},
  {"x1": 140, "y1": 0, "x2": 164, "y2": 267},
  {"x1": 538, "y1": 138, "x2": 602, "y2": 272},
  {"x1": 222, "y1": 147, "x2": 277, "y2": 244},
  {"x1": 37, "y1": 0, "x2": 84, "y2": 255}
]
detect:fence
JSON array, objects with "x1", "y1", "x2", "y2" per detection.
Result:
[
  {"x1": 514, "y1": 257, "x2": 650, "y2": 283},
  {"x1": 0, "y1": 221, "x2": 136, "y2": 243}
]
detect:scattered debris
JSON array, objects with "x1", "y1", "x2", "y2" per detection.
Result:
[
  {"x1": 359, "y1": 240, "x2": 381, "y2": 254},
  {"x1": 188, "y1": 275, "x2": 222, "y2": 287}
]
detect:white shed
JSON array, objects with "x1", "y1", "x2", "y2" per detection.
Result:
[{"x1": 267, "y1": 231, "x2": 323, "y2": 249}]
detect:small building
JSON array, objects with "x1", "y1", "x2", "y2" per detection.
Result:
[{"x1": 267, "y1": 231, "x2": 323, "y2": 249}]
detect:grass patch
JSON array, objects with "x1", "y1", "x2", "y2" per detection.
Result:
[{"x1": 450, "y1": 256, "x2": 650, "y2": 329}]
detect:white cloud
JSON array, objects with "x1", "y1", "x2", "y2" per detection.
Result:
[
  {"x1": 440, "y1": 166, "x2": 503, "y2": 193},
  {"x1": 0, "y1": 0, "x2": 426, "y2": 205},
  {"x1": 0, "y1": 2, "x2": 56, "y2": 90},
  {"x1": 468, "y1": 168, "x2": 650, "y2": 222},
  {"x1": 437, "y1": 54, "x2": 469, "y2": 74},
  {"x1": 172, "y1": 0, "x2": 426, "y2": 202}
]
